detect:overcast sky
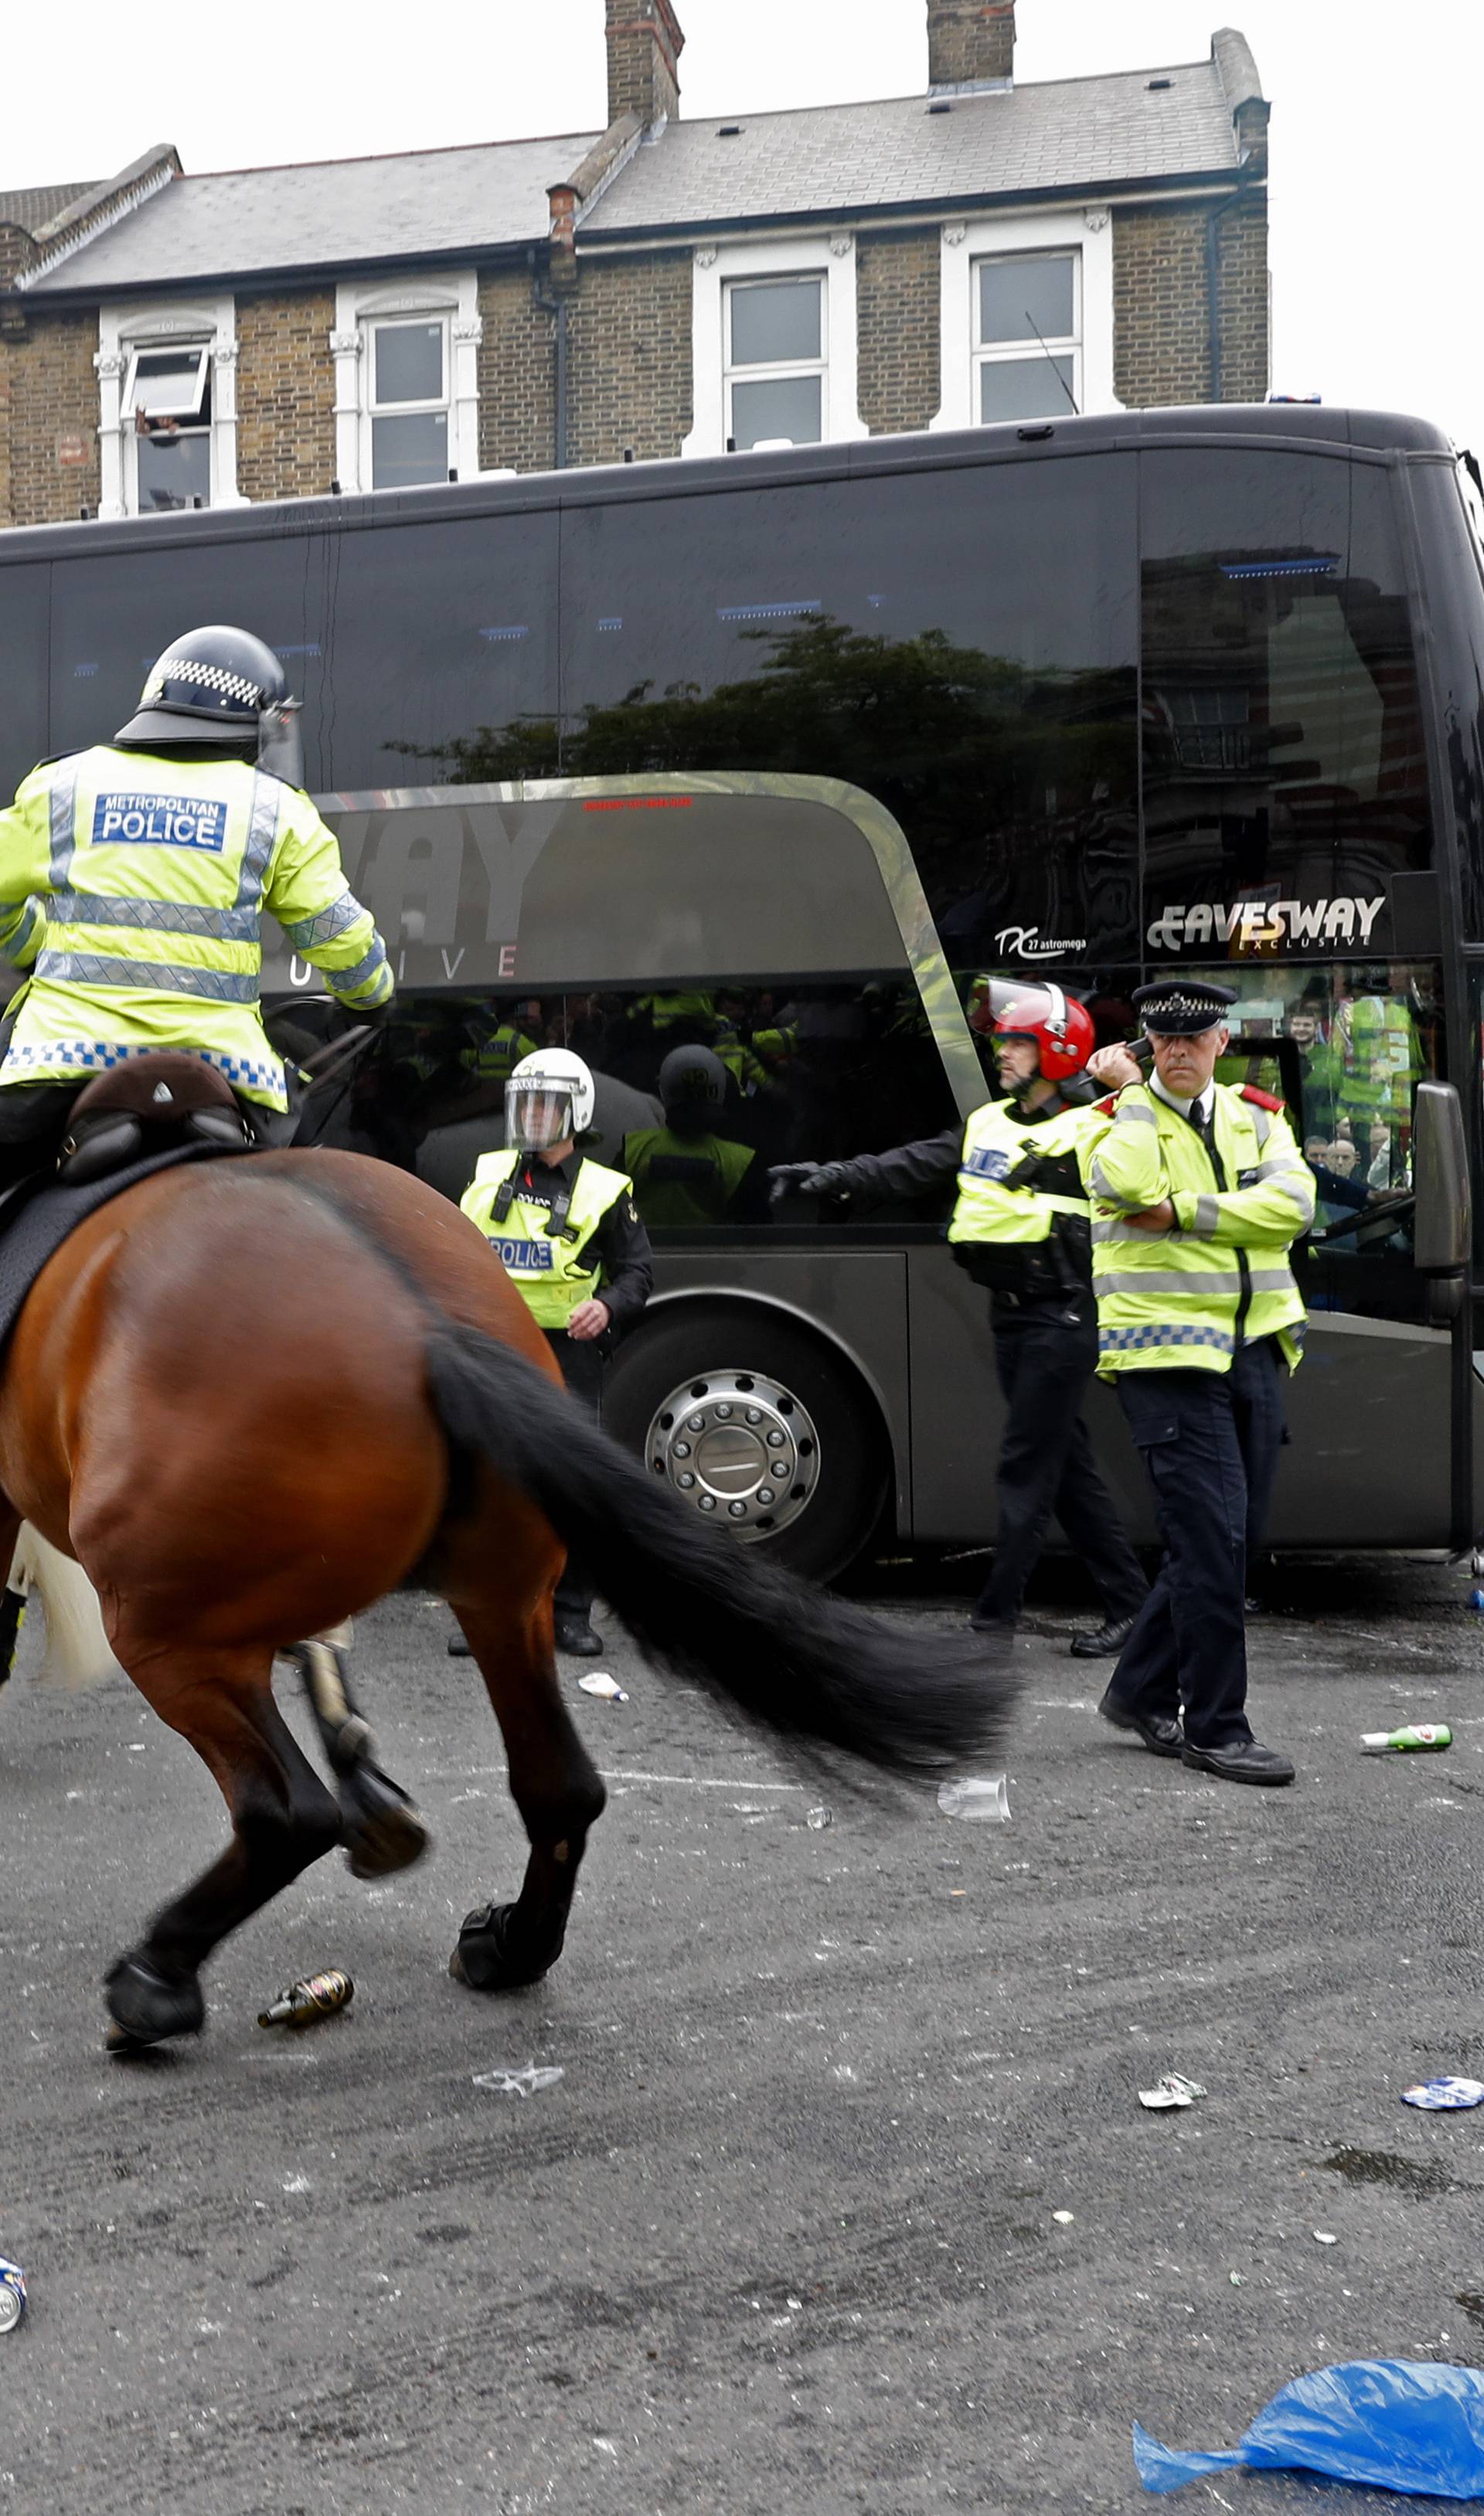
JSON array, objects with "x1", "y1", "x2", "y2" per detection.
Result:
[{"x1": 8, "y1": 0, "x2": 1481, "y2": 451}]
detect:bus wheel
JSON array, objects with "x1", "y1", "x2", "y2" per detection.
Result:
[{"x1": 604, "y1": 1306, "x2": 888, "y2": 1585}]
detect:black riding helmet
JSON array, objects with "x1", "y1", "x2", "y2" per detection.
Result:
[
  {"x1": 114, "y1": 624, "x2": 303, "y2": 781},
  {"x1": 659, "y1": 1044, "x2": 728, "y2": 1137}
]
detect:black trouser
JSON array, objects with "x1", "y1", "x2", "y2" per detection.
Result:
[
  {"x1": 973, "y1": 1287, "x2": 1149, "y2": 1631},
  {"x1": 1109, "y1": 1338, "x2": 1287, "y2": 1752},
  {"x1": 545, "y1": 1328, "x2": 604, "y2": 1620},
  {"x1": 0, "y1": 1075, "x2": 281, "y2": 1192}
]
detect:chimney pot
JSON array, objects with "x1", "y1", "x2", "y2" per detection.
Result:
[
  {"x1": 605, "y1": 0, "x2": 685, "y2": 129},
  {"x1": 927, "y1": 0, "x2": 1015, "y2": 93}
]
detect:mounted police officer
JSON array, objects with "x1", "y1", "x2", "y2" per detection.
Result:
[
  {"x1": 455, "y1": 1048, "x2": 652, "y2": 1656},
  {"x1": 770, "y1": 984, "x2": 1148, "y2": 1653},
  {"x1": 0, "y1": 624, "x2": 393, "y2": 1183},
  {"x1": 1086, "y1": 979, "x2": 1312, "y2": 1786}
]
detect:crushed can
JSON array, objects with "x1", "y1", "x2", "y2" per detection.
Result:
[
  {"x1": 257, "y1": 1970, "x2": 354, "y2": 2030},
  {"x1": 0, "y1": 2258, "x2": 26, "y2": 2333},
  {"x1": 1360, "y1": 1724, "x2": 1452, "y2": 1754}
]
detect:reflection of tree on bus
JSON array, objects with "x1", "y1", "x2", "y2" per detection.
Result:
[{"x1": 424, "y1": 615, "x2": 1135, "y2": 969}]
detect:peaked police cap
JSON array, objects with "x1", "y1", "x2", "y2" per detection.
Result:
[{"x1": 1132, "y1": 979, "x2": 1237, "y2": 1037}]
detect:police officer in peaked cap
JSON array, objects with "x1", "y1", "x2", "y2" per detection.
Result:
[
  {"x1": 771, "y1": 981, "x2": 1149, "y2": 1655},
  {"x1": 1085, "y1": 978, "x2": 1315, "y2": 1786}
]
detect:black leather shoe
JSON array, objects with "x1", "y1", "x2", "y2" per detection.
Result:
[
  {"x1": 1181, "y1": 1738, "x2": 1295, "y2": 1786},
  {"x1": 447, "y1": 1636, "x2": 472, "y2": 1658},
  {"x1": 1070, "y1": 1612, "x2": 1141, "y2": 1660},
  {"x1": 554, "y1": 1614, "x2": 604, "y2": 1657},
  {"x1": 1098, "y1": 1684, "x2": 1183, "y2": 1758}
]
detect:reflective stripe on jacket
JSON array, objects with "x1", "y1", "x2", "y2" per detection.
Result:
[
  {"x1": 946, "y1": 1098, "x2": 1106, "y2": 1248},
  {"x1": 1088, "y1": 1081, "x2": 1313, "y2": 1375},
  {"x1": 0, "y1": 746, "x2": 393, "y2": 1108},
  {"x1": 461, "y1": 1148, "x2": 633, "y2": 1329}
]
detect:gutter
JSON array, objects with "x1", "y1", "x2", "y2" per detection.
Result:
[
  {"x1": 529, "y1": 253, "x2": 568, "y2": 472},
  {"x1": 1206, "y1": 158, "x2": 1255, "y2": 404}
]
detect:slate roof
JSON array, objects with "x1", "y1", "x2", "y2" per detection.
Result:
[
  {"x1": 0, "y1": 183, "x2": 99, "y2": 235},
  {"x1": 584, "y1": 56, "x2": 1249, "y2": 237},
  {"x1": 25, "y1": 131, "x2": 602, "y2": 293}
]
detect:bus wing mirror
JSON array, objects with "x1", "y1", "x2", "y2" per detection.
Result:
[{"x1": 1411, "y1": 1082, "x2": 1470, "y2": 1316}]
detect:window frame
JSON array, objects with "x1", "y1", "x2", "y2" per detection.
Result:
[
  {"x1": 972, "y1": 247, "x2": 1082, "y2": 424},
  {"x1": 95, "y1": 297, "x2": 241, "y2": 520},
  {"x1": 682, "y1": 232, "x2": 868, "y2": 460},
  {"x1": 723, "y1": 272, "x2": 828, "y2": 452},
  {"x1": 123, "y1": 342, "x2": 211, "y2": 421},
  {"x1": 932, "y1": 207, "x2": 1120, "y2": 434},
  {"x1": 332, "y1": 274, "x2": 482, "y2": 497},
  {"x1": 366, "y1": 314, "x2": 452, "y2": 492}
]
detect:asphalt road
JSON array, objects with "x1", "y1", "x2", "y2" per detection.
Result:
[{"x1": 1, "y1": 1558, "x2": 1482, "y2": 2516}]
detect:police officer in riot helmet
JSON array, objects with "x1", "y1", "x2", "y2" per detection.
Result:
[
  {"x1": 621, "y1": 1044, "x2": 766, "y2": 1227},
  {"x1": 454, "y1": 1049, "x2": 653, "y2": 1656},
  {"x1": 0, "y1": 624, "x2": 393, "y2": 1183},
  {"x1": 770, "y1": 982, "x2": 1147, "y2": 1654}
]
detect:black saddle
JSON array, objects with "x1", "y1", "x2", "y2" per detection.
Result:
[{"x1": 58, "y1": 1054, "x2": 254, "y2": 1187}]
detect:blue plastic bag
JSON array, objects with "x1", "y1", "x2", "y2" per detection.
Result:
[{"x1": 1134, "y1": 2361, "x2": 1484, "y2": 2497}]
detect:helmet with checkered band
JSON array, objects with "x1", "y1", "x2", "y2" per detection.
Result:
[{"x1": 114, "y1": 625, "x2": 296, "y2": 761}]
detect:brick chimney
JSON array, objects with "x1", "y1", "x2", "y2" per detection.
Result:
[
  {"x1": 605, "y1": 0, "x2": 685, "y2": 128},
  {"x1": 927, "y1": 0, "x2": 1015, "y2": 92}
]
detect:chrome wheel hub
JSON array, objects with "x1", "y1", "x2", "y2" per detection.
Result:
[{"x1": 645, "y1": 1368, "x2": 820, "y2": 1540}]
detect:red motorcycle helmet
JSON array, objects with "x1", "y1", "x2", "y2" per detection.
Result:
[{"x1": 976, "y1": 981, "x2": 1094, "y2": 1084}]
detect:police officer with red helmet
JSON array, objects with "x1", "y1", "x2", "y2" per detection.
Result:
[{"x1": 770, "y1": 982, "x2": 1147, "y2": 1653}]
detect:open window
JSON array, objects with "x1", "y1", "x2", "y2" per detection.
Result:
[{"x1": 126, "y1": 342, "x2": 213, "y2": 512}]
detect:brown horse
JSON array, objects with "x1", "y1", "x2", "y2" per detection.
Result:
[{"x1": 0, "y1": 1145, "x2": 1013, "y2": 2054}]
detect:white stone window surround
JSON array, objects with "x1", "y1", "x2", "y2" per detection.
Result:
[
  {"x1": 931, "y1": 206, "x2": 1122, "y2": 431},
  {"x1": 683, "y1": 232, "x2": 869, "y2": 460},
  {"x1": 96, "y1": 297, "x2": 242, "y2": 519},
  {"x1": 331, "y1": 273, "x2": 483, "y2": 494}
]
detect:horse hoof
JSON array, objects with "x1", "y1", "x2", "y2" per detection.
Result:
[
  {"x1": 448, "y1": 1902, "x2": 554, "y2": 1993},
  {"x1": 342, "y1": 1767, "x2": 432, "y2": 1881},
  {"x1": 104, "y1": 1953, "x2": 205, "y2": 2051}
]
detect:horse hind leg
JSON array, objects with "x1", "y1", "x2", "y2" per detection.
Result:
[
  {"x1": 448, "y1": 1596, "x2": 607, "y2": 1994},
  {"x1": 103, "y1": 1641, "x2": 342, "y2": 2051},
  {"x1": 286, "y1": 1629, "x2": 431, "y2": 1881}
]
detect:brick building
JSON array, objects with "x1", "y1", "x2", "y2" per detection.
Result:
[{"x1": 0, "y1": 2, "x2": 1269, "y2": 529}]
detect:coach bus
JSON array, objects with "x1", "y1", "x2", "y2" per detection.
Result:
[{"x1": 2, "y1": 404, "x2": 1482, "y2": 1576}]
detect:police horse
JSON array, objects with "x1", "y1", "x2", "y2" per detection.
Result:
[{"x1": 0, "y1": 1094, "x2": 1012, "y2": 2054}]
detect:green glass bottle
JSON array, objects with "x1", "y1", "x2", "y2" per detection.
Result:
[{"x1": 1360, "y1": 1723, "x2": 1452, "y2": 1753}]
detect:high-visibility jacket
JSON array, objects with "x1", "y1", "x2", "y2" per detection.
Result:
[
  {"x1": 0, "y1": 745, "x2": 392, "y2": 1109},
  {"x1": 461, "y1": 1147, "x2": 633, "y2": 1329},
  {"x1": 621, "y1": 1125, "x2": 755, "y2": 1226},
  {"x1": 946, "y1": 1098, "x2": 1106, "y2": 1249},
  {"x1": 1087, "y1": 1081, "x2": 1313, "y2": 1375},
  {"x1": 1338, "y1": 994, "x2": 1424, "y2": 1130},
  {"x1": 460, "y1": 1022, "x2": 538, "y2": 1088}
]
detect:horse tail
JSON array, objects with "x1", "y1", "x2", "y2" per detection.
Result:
[
  {"x1": 424, "y1": 1324, "x2": 1016, "y2": 1777},
  {"x1": 9, "y1": 1524, "x2": 117, "y2": 1690}
]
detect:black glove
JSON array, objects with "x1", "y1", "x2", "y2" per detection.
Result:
[{"x1": 768, "y1": 1161, "x2": 852, "y2": 1206}]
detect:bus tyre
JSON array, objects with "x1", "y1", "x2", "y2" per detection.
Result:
[{"x1": 604, "y1": 1305, "x2": 888, "y2": 1585}]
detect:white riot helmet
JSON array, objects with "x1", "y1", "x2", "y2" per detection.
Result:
[{"x1": 505, "y1": 1048, "x2": 595, "y2": 1152}]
